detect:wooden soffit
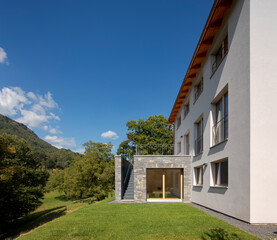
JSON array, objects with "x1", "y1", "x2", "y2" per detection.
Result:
[{"x1": 168, "y1": 0, "x2": 232, "y2": 123}]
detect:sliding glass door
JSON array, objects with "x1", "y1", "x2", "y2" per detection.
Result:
[{"x1": 147, "y1": 169, "x2": 183, "y2": 200}]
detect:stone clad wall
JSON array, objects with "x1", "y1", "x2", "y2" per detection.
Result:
[
  {"x1": 115, "y1": 155, "x2": 133, "y2": 201},
  {"x1": 115, "y1": 155, "x2": 122, "y2": 201},
  {"x1": 133, "y1": 155, "x2": 192, "y2": 203}
]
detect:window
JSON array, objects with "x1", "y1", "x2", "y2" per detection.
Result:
[
  {"x1": 212, "y1": 35, "x2": 228, "y2": 74},
  {"x1": 213, "y1": 159, "x2": 228, "y2": 187},
  {"x1": 212, "y1": 92, "x2": 228, "y2": 145},
  {"x1": 184, "y1": 101, "x2": 190, "y2": 119},
  {"x1": 185, "y1": 132, "x2": 190, "y2": 155},
  {"x1": 194, "y1": 166, "x2": 203, "y2": 186},
  {"x1": 176, "y1": 116, "x2": 181, "y2": 129},
  {"x1": 194, "y1": 78, "x2": 203, "y2": 103},
  {"x1": 177, "y1": 141, "x2": 181, "y2": 154},
  {"x1": 195, "y1": 118, "x2": 203, "y2": 155}
]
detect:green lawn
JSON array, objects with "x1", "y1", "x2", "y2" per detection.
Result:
[
  {"x1": 2, "y1": 191, "x2": 92, "y2": 239},
  {"x1": 18, "y1": 200, "x2": 260, "y2": 240}
]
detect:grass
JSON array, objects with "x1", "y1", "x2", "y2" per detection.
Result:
[
  {"x1": 1, "y1": 191, "x2": 93, "y2": 239},
  {"x1": 17, "y1": 200, "x2": 261, "y2": 240}
]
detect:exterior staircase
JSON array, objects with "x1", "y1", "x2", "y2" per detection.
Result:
[{"x1": 122, "y1": 167, "x2": 134, "y2": 200}]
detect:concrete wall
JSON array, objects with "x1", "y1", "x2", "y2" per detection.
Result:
[
  {"x1": 174, "y1": 0, "x2": 252, "y2": 222},
  {"x1": 133, "y1": 155, "x2": 192, "y2": 203},
  {"x1": 250, "y1": 0, "x2": 277, "y2": 223}
]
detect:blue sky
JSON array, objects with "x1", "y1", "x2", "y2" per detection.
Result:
[{"x1": 0, "y1": 0, "x2": 214, "y2": 153}]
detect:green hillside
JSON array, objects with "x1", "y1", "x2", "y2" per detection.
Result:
[{"x1": 0, "y1": 114, "x2": 81, "y2": 169}]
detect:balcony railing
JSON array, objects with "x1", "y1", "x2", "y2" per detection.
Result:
[
  {"x1": 212, "y1": 115, "x2": 228, "y2": 146},
  {"x1": 194, "y1": 135, "x2": 203, "y2": 155},
  {"x1": 136, "y1": 144, "x2": 174, "y2": 156}
]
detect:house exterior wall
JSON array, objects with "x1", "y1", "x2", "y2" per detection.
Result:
[
  {"x1": 174, "y1": 0, "x2": 252, "y2": 222},
  {"x1": 250, "y1": 0, "x2": 277, "y2": 224},
  {"x1": 133, "y1": 155, "x2": 192, "y2": 203}
]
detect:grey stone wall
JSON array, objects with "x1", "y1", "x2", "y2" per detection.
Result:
[
  {"x1": 115, "y1": 155, "x2": 122, "y2": 201},
  {"x1": 133, "y1": 155, "x2": 192, "y2": 203},
  {"x1": 115, "y1": 155, "x2": 133, "y2": 200}
]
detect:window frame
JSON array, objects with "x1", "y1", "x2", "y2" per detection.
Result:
[
  {"x1": 194, "y1": 78, "x2": 203, "y2": 103},
  {"x1": 177, "y1": 141, "x2": 182, "y2": 154},
  {"x1": 211, "y1": 35, "x2": 228, "y2": 75},
  {"x1": 176, "y1": 116, "x2": 181, "y2": 130},
  {"x1": 212, "y1": 92, "x2": 228, "y2": 146},
  {"x1": 194, "y1": 166, "x2": 203, "y2": 186},
  {"x1": 183, "y1": 101, "x2": 190, "y2": 119},
  {"x1": 212, "y1": 159, "x2": 228, "y2": 187},
  {"x1": 194, "y1": 117, "x2": 203, "y2": 156},
  {"x1": 184, "y1": 132, "x2": 190, "y2": 155}
]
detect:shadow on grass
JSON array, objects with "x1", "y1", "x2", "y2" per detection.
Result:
[
  {"x1": 54, "y1": 195, "x2": 92, "y2": 203},
  {"x1": 0, "y1": 206, "x2": 66, "y2": 240},
  {"x1": 202, "y1": 228, "x2": 241, "y2": 240}
]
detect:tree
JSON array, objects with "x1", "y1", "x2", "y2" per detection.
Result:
[
  {"x1": 0, "y1": 134, "x2": 49, "y2": 227},
  {"x1": 117, "y1": 115, "x2": 173, "y2": 156},
  {"x1": 49, "y1": 141, "x2": 115, "y2": 201}
]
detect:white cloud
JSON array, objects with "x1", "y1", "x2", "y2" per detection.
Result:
[
  {"x1": 49, "y1": 112, "x2": 60, "y2": 121},
  {"x1": 39, "y1": 92, "x2": 57, "y2": 108},
  {"x1": 0, "y1": 47, "x2": 8, "y2": 64},
  {"x1": 27, "y1": 92, "x2": 37, "y2": 100},
  {"x1": 49, "y1": 127, "x2": 62, "y2": 134},
  {"x1": 75, "y1": 148, "x2": 85, "y2": 154},
  {"x1": 101, "y1": 130, "x2": 119, "y2": 140},
  {"x1": 0, "y1": 87, "x2": 29, "y2": 116},
  {"x1": 44, "y1": 135, "x2": 76, "y2": 148},
  {"x1": 0, "y1": 87, "x2": 60, "y2": 131},
  {"x1": 16, "y1": 109, "x2": 49, "y2": 129}
]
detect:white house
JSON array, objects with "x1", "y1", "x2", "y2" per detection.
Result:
[
  {"x1": 171, "y1": 0, "x2": 277, "y2": 224},
  {"x1": 115, "y1": 0, "x2": 277, "y2": 224}
]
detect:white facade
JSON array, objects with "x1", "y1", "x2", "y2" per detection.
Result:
[{"x1": 173, "y1": 0, "x2": 277, "y2": 223}]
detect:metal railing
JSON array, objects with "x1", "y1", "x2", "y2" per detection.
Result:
[
  {"x1": 194, "y1": 135, "x2": 203, "y2": 155},
  {"x1": 136, "y1": 144, "x2": 174, "y2": 156},
  {"x1": 212, "y1": 116, "x2": 228, "y2": 145}
]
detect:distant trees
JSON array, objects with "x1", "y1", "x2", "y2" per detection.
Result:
[
  {"x1": 47, "y1": 141, "x2": 115, "y2": 201},
  {"x1": 117, "y1": 115, "x2": 173, "y2": 156},
  {"x1": 0, "y1": 134, "x2": 49, "y2": 227},
  {"x1": 0, "y1": 114, "x2": 81, "y2": 170}
]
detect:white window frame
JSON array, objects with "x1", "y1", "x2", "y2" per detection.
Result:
[
  {"x1": 212, "y1": 159, "x2": 228, "y2": 187},
  {"x1": 194, "y1": 166, "x2": 203, "y2": 186}
]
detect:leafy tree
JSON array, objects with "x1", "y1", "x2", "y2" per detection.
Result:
[
  {"x1": 117, "y1": 115, "x2": 173, "y2": 156},
  {"x1": 48, "y1": 141, "x2": 115, "y2": 201},
  {"x1": 46, "y1": 169, "x2": 65, "y2": 193},
  {"x1": 116, "y1": 140, "x2": 135, "y2": 159},
  {"x1": 0, "y1": 134, "x2": 49, "y2": 227}
]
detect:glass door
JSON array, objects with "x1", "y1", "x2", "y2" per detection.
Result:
[
  {"x1": 147, "y1": 169, "x2": 183, "y2": 200},
  {"x1": 146, "y1": 169, "x2": 163, "y2": 199}
]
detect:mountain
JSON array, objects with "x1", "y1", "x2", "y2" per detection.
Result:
[{"x1": 0, "y1": 114, "x2": 81, "y2": 169}]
